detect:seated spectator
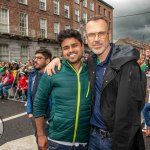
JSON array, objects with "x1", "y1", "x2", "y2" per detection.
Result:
[
  {"x1": 17, "y1": 71, "x2": 28, "y2": 100},
  {"x1": 0, "y1": 69, "x2": 14, "y2": 99},
  {"x1": 143, "y1": 103, "x2": 150, "y2": 136}
]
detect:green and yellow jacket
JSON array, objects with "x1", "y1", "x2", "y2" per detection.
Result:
[{"x1": 34, "y1": 59, "x2": 91, "y2": 143}]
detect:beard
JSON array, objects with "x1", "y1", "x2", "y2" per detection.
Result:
[{"x1": 90, "y1": 41, "x2": 110, "y2": 56}]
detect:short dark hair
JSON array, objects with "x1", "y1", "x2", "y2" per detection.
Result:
[
  {"x1": 35, "y1": 48, "x2": 52, "y2": 59},
  {"x1": 57, "y1": 29, "x2": 83, "y2": 47},
  {"x1": 85, "y1": 50, "x2": 90, "y2": 54},
  {"x1": 87, "y1": 15, "x2": 110, "y2": 31}
]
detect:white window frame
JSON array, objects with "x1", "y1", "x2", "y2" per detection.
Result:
[
  {"x1": 90, "y1": 2, "x2": 94, "y2": 11},
  {"x1": 39, "y1": 0, "x2": 46, "y2": 11},
  {"x1": 75, "y1": 0, "x2": 79, "y2": 4},
  {"x1": 65, "y1": 25, "x2": 70, "y2": 30},
  {"x1": 40, "y1": 18, "x2": 47, "y2": 38},
  {"x1": 20, "y1": 13, "x2": 28, "y2": 36},
  {"x1": 0, "y1": 44, "x2": 9, "y2": 61},
  {"x1": 0, "y1": 8, "x2": 9, "y2": 33},
  {"x1": 83, "y1": 0, "x2": 87, "y2": 7},
  {"x1": 18, "y1": 0, "x2": 27, "y2": 5},
  {"x1": 75, "y1": 9, "x2": 80, "y2": 22},
  {"x1": 54, "y1": 23, "x2": 59, "y2": 40},
  {"x1": 83, "y1": 12, "x2": 87, "y2": 24},
  {"x1": 53, "y1": 0, "x2": 59, "y2": 15},
  {"x1": 64, "y1": 5, "x2": 70, "y2": 18},
  {"x1": 21, "y1": 45, "x2": 29, "y2": 62}
]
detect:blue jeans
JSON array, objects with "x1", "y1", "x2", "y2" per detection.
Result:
[
  {"x1": 2, "y1": 84, "x2": 12, "y2": 96},
  {"x1": 48, "y1": 140, "x2": 88, "y2": 150},
  {"x1": 88, "y1": 128, "x2": 112, "y2": 150},
  {"x1": 0, "y1": 83, "x2": 12, "y2": 96},
  {"x1": 143, "y1": 103, "x2": 150, "y2": 127}
]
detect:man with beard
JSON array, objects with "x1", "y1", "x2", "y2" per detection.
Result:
[
  {"x1": 34, "y1": 29, "x2": 91, "y2": 150},
  {"x1": 27, "y1": 48, "x2": 51, "y2": 149},
  {"x1": 45, "y1": 16, "x2": 146, "y2": 150}
]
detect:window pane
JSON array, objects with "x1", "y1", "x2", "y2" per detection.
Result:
[
  {"x1": 53, "y1": 0, "x2": 59, "y2": 15},
  {"x1": 39, "y1": 0, "x2": 46, "y2": 10},
  {"x1": 0, "y1": 44, "x2": 9, "y2": 61},
  {"x1": 0, "y1": 8, "x2": 9, "y2": 33},
  {"x1": 40, "y1": 19, "x2": 47, "y2": 38}
]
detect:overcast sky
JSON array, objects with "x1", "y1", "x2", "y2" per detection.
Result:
[{"x1": 103, "y1": 0, "x2": 150, "y2": 43}]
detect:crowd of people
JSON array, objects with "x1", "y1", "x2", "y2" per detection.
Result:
[
  {"x1": 0, "y1": 59, "x2": 34, "y2": 100},
  {"x1": 0, "y1": 15, "x2": 149, "y2": 150}
]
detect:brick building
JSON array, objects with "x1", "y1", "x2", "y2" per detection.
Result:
[
  {"x1": 0, "y1": 0, "x2": 113, "y2": 62},
  {"x1": 116, "y1": 38, "x2": 150, "y2": 54}
]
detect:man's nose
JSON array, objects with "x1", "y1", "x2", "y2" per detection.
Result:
[
  {"x1": 94, "y1": 34, "x2": 100, "y2": 41},
  {"x1": 68, "y1": 47, "x2": 74, "y2": 52}
]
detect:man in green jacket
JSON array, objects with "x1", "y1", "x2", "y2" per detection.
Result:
[{"x1": 33, "y1": 29, "x2": 91, "y2": 150}]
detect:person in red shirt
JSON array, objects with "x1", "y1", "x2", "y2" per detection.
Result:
[{"x1": 17, "y1": 71, "x2": 28, "y2": 100}]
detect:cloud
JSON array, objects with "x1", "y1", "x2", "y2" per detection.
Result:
[{"x1": 104, "y1": 0, "x2": 150, "y2": 43}]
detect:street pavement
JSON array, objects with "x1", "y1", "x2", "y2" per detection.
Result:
[
  {"x1": 0, "y1": 99, "x2": 38, "y2": 150},
  {"x1": 0, "y1": 99, "x2": 150, "y2": 150}
]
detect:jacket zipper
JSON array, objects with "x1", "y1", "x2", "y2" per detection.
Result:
[
  {"x1": 68, "y1": 62, "x2": 81, "y2": 143},
  {"x1": 86, "y1": 82, "x2": 90, "y2": 98}
]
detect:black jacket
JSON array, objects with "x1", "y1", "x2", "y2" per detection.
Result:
[{"x1": 87, "y1": 44, "x2": 146, "y2": 150}]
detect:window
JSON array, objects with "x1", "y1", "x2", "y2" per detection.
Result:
[
  {"x1": 39, "y1": 0, "x2": 46, "y2": 11},
  {"x1": 83, "y1": 0, "x2": 87, "y2": 7},
  {"x1": 40, "y1": 18, "x2": 47, "y2": 38},
  {"x1": 0, "y1": 44, "x2": 9, "y2": 61},
  {"x1": 75, "y1": 0, "x2": 79, "y2": 4},
  {"x1": 104, "y1": 9, "x2": 106, "y2": 16},
  {"x1": 0, "y1": 8, "x2": 9, "y2": 33},
  {"x1": 21, "y1": 46, "x2": 29, "y2": 62},
  {"x1": 54, "y1": 23, "x2": 59, "y2": 40},
  {"x1": 18, "y1": 0, "x2": 27, "y2": 5},
  {"x1": 53, "y1": 0, "x2": 59, "y2": 15},
  {"x1": 109, "y1": 11, "x2": 111, "y2": 19},
  {"x1": 64, "y1": 5, "x2": 70, "y2": 18},
  {"x1": 98, "y1": 5, "x2": 101, "y2": 14},
  {"x1": 20, "y1": 13, "x2": 28, "y2": 36},
  {"x1": 90, "y1": 2, "x2": 94, "y2": 11},
  {"x1": 75, "y1": 9, "x2": 79, "y2": 22},
  {"x1": 53, "y1": 48, "x2": 60, "y2": 57},
  {"x1": 65, "y1": 25, "x2": 70, "y2": 30},
  {"x1": 83, "y1": 12, "x2": 87, "y2": 24}
]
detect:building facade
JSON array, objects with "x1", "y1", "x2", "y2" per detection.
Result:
[
  {"x1": 116, "y1": 38, "x2": 150, "y2": 54},
  {"x1": 0, "y1": 0, "x2": 113, "y2": 62}
]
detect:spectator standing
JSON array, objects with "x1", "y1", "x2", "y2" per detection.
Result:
[{"x1": 27, "y1": 48, "x2": 52, "y2": 149}]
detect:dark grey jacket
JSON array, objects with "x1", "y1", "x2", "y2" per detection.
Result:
[{"x1": 87, "y1": 44, "x2": 146, "y2": 150}]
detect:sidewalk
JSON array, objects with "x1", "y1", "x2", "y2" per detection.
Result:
[{"x1": 0, "y1": 135, "x2": 38, "y2": 150}]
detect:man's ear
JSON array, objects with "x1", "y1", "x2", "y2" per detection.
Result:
[{"x1": 46, "y1": 58, "x2": 51, "y2": 65}]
